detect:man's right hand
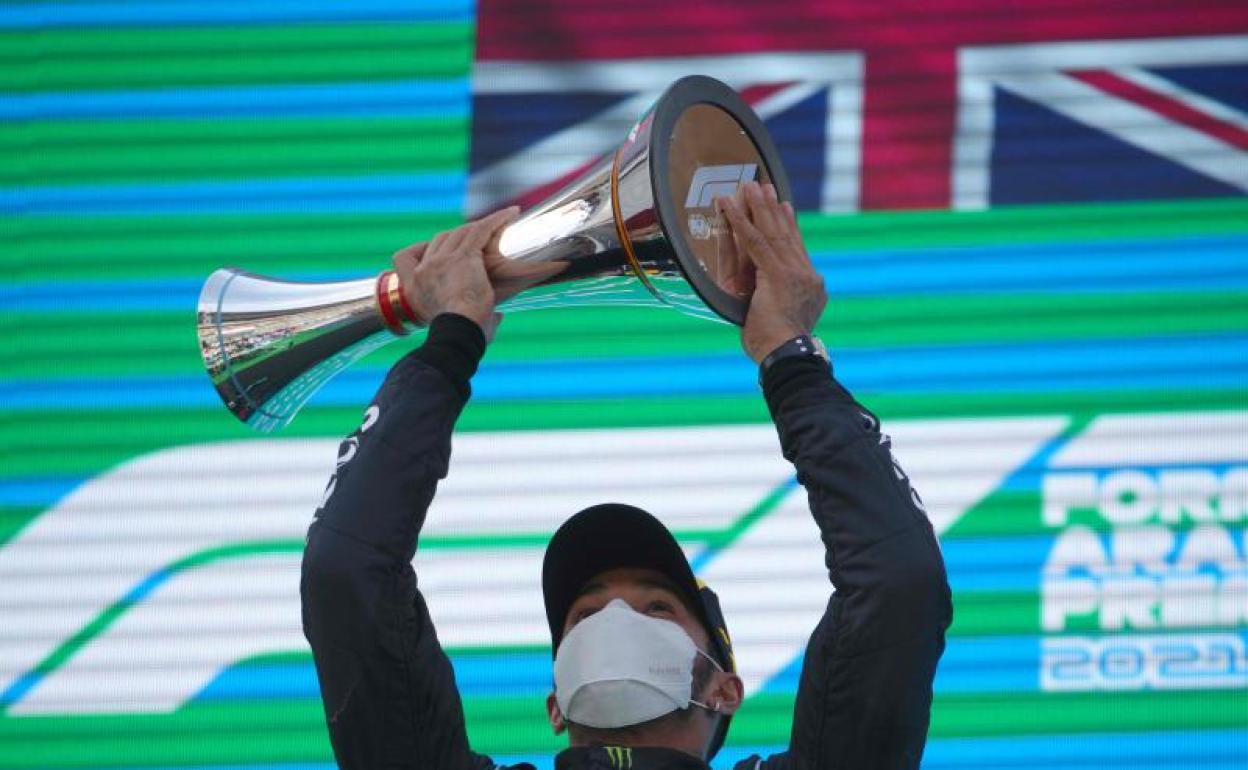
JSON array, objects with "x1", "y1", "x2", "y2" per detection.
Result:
[
  {"x1": 717, "y1": 182, "x2": 827, "y2": 364},
  {"x1": 391, "y1": 206, "x2": 519, "y2": 339}
]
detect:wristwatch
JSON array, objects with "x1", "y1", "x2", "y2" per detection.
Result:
[{"x1": 759, "y1": 334, "x2": 829, "y2": 381}]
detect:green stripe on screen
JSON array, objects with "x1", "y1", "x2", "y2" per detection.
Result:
[
  {"x1": 942, "y1": 492, "x2": 1046, "y2": 539},
  {"x1": 1, "y1": 212, "x2": 463, "y2": 282},
  {"x1": 0, "y1": 505, "x2": 41, "y2": 548},
  {"x1": 937, "y1": 591, "x2": 1240, "y2": 638},
  {"x1": 3, "y1": 117, "x2": 467, "y2": 186},
  {"x1": 0, "y1": 699, "x2": 333, "y2": 768},
  {"x1": 5, "y1": 391, "x2": 1247, "y2": 480},
  {"x1": 1, "y1": 691, "x2": 1244, "y2": 766},
  {"x1": 6, "y1": 290, "x2": 1247, "y2": 380},
  {"x1": 5, "y1": 199, "x2": 1248, "y2": 282},
  {"x1": 799, "y1": 198, "x2": 1248, "y2": 251},
  {"x1": 947, "y1": 591, "x2": 1038, "y2": 636},
  {"x1": 0, "y1": 22, "x2": 473, "y2": 92}
]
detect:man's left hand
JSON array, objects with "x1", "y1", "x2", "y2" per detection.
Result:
[{"x1": 392, "y1": 206, "x2": 520, "y2": 340}]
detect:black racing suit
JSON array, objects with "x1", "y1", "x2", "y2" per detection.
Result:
[{"x1": 301, "y1": 314, "x2": 951, "y2": 770}]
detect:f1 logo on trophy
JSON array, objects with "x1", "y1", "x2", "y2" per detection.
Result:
[{"x1": 197, "y1": 76, "x2": 792, "y2": 431}]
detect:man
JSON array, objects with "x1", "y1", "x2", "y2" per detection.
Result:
[{"x1": 301, "y1": 182, "x2": 952, "y2": 769}]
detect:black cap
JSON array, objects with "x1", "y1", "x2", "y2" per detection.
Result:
[{"x1": 542, "y1": 503, "x2": 735, "y2": 757}]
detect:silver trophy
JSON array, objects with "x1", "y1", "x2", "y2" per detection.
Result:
[{"x1": 198, "y1": 75, "x2": 792, "y2": 432}]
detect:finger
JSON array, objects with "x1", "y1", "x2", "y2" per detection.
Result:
[
  {"x1": 483, "y1": 216, "x2": 515, "y2": 268},
  {"x1": 438, "y1": 214, "x2": 490, "y2": 258},
  {"x1": 711, "y1": 196, "x2": 740, "y2": 286},
  {"x1": 732, "y1": 261, "x2": 757, "y2": 297},
  {"x1": 718, "y1": 195, "x2": 778, "y2": 270},
  {"x1": 437, "y1": 221, "x2": 473, "y2": 257},
  {"x1": 723, "y1": 237, "x2": 757, "y2": 296},
  {"x1": 439, "y1": 210, "x2": 505, "y2": 265},
  {"x1": 782, "y1": 201, "x2": 797, "y2": 229},
  {"x1": 393, "y1": 241, "x2": 429, "y2": 266},
  {"x1": 468, "y1": 206, "x2": 520, "y2": 253},
  {"x1": 714, "y1": 248, "x2": 738, "y2": 294},
  {"x1": 483, "y1": 244, "x2": 506, "y2": 271},
  {"x1": 734, "y1": 181, "x2": 749, "y2": 208},
  {"x1": 427, "y1": 229, "x2": 453, "y2": 259},
  {"x1": 716, "y1": 196, "x2": 748, "y2": 261},
  {"x1": 778, "y1": 199, "x2": 808, "y2": 268},
  {"x1": 745, "y1": 182, "x2": 785, "y2": 239},
  {"x1": 488, "y1": 204, "x2": 522, "y2": 227},
  {"x1": 773, "y1": 200, "x2": 814, "y2": 273}
]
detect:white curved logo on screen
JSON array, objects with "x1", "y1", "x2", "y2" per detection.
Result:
[{"x1": 0, "y1": 419, "x2": 1063, "y2": 715}]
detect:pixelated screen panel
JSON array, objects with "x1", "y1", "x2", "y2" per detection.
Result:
[{"x1": 3, "y1": 1, "x2": 1247, "y2": 768}]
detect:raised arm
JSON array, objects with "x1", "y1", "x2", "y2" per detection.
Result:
[
  {"x1": 300, "y1": 210, "x2": 518, "y2": 770},
  {"x1": 720, "y1": 185, "x2": 952, "y2": 770}
]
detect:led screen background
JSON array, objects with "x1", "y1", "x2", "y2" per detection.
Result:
[{"x1": 3, "y1": 1, "x2": 1247, "y2": 768}]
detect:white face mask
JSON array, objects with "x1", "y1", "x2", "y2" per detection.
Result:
[{"x1": 553, "y1": 598, "x2": 722, "y2": 729}]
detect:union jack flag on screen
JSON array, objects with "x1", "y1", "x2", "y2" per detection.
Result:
[{"x1": 469, "y1": 0, "x2": 1248, "y2": 213}]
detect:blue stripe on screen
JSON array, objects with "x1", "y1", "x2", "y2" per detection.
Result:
[
  {"x1": 196, "y1": 652, "x2": 556, "y2": 702},
  {"x1": 0, "y1": 0, "x2": 473, "y2": 29},
  {"x1": 0, "y1": 671, "x2": 39, "y2": 708},
  {"x1": 0, "y1": 476, "x2": 81, "y2": 507},
  {"x1": 193, "y1": 662, "x2": 320, "y2": 701},
  {"x1": 0, "y1": 79, "x2": 468, "y2": 121},
  {"x1": 941, "y1": 536, "x2": 1049, "y2": 593},
  {"x1": 3, "y1": 234, "x2": 1245, "y2": 312},
  {"x1": 934, "y1": 636, "x2": 1039, "y2": 694},
  {"x1": 1, "y1": 278, "x2": 206, "y2": 313},
  {"x1": 0, "y1": 172, "x2": 466, "y2": 216},
  {"x1": 3, "y1": 333, "x2": 1246, "y2": 411},
  {"x1": 762, "y1": 635, "x2": 1041, "y2": 696},
  {"x1": 825, "y1": 234, "x2": 1248, "y2": 296}
]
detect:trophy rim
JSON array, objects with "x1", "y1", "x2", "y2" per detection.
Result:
[{"x1": 648, "y1": 74, "x2": 794, "y2": 326}]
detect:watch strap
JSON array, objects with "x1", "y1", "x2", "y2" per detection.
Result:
[{"x1": 759, "y1": 335, "x2": 827, "y2": 382}]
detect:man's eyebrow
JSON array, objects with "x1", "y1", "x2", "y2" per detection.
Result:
[
  {"x1": 572, "y1": 576, "x2": 681, "y2": 602},
  {"x1": 637, "y1": 576, "x2": 681, "y2": 594},
  {"x1": 575, "y1": 581, "x2": 606, "y2": 599}
]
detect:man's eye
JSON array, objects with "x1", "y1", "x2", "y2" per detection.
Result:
[{"x1": 647, "y1": 600, "x2": 674, "y2": 615}]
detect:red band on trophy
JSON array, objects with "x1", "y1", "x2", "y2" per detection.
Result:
[
  {"x1": 396, "y1": 279, "x2": 419, "y2": 325},
  {"x1": 375, "y1": 271, "x2": 410, "y2": 337}
]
